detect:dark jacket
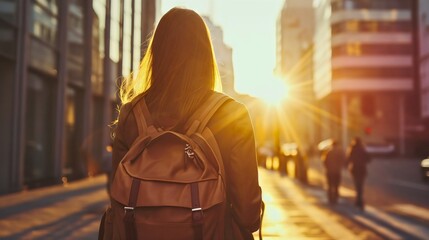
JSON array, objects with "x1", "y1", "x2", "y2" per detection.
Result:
[
  {"x1": 324, "y1": 145, "x2": 345, "y2": 174},
  {"x1": 112, "y1": 93, "x2": 262, "y2": 239},
  {"x1": 346, "y1": 144, "x2": 371, "y2": 177}
]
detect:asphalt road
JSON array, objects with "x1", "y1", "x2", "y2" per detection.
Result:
[{"x1": 306, "y1": 157, "x2": 429, "y2": 239}]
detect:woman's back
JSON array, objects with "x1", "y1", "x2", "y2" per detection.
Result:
[{"x1": 110, "y1": 7, "x2": 262, "y2": 239}]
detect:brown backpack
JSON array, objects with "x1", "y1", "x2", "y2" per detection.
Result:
[{"x1": 100, "y1": 93, "x2": 230, "y2": 240}]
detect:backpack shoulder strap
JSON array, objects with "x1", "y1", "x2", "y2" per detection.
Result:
[
  {"x1": 132, "y1": 96, "x2": 157, "y2": 136},
  {"x1": 185, "y1": 92, "x2": 231, "y2": 135}
]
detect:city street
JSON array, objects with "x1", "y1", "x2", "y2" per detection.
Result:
[
  {"x1": 3, "y1": 164, "x2": 428, "y2": 240},
  {"x1": 306, "y1": 157, "x2": 429, "y2": 240},
  {"x1": 2, "y1": 0, "x2": 429, "y2": 239}
]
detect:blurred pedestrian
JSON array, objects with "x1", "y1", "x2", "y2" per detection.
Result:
[
  {"x1": 294, "y1": 148, "x2": 308, "y2": 184},
  {"x1": 346, "y1": 137, "x2": 371, "y2": 210},
  {"x1": 101, "y1": 143, "x2": 113, "y2": 199},
  {"x1": 322, "y1": 140, "x2": 345, "y2": 204}
]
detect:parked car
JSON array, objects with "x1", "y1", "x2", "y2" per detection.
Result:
[
  {"x1": 421, "y1": 157, "x2": 429, "y2": 181},
  {"x1": 257, "y1": 144, "x2": 275, "y2": 168},
  {"x1": 317, "y1": 139, "x2": 395, "y2": 156},
  {"x1": 364, "y1": 141, "x2": 395, "y2": 156},
  {"x1": 281, "y1": 143, "x2": 298, "y2": 157},
  {"x1": 317, "y1": 139, "x2": 333, "y2": 153}
]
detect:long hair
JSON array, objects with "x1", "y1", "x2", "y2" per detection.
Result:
[{"x1": 118, "y1": 8, "x2": 221, "y2": 126}]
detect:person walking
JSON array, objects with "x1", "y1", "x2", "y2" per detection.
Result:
[
  {"x1": 107, "y1": 8, "x2": 262, "y2": 240},
  {"x1": 346, "y1": 137, "x2": 371, "y2": 210},
  {"x1": 322, "y1": 140, "x2": 345, "y2": 204}
]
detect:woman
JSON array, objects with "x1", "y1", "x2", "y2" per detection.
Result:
[
  {"x1": 112, "y1": 8, "x2": 262, "y2": 239},
  {"x1": 346, "y1": 137, "x2": 371, "y2": 210}
]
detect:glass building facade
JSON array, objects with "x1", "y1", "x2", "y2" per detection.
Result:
[
  {"x1": 313, "y1": 0, "x2": 428, "y2": 156},
  {"x1": 0, "y1": 0, "x2": 155, "y2": 194}
]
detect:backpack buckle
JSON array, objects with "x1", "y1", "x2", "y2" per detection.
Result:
[
  {"x1": 191, "y1": 207, "x2": 202, "y2": 212},
  {"x1": 185, "y1": 144, "x2": 195, "y2": 159},
  {"x1": 124, "y1": 206, "x2": 134, "y2": 213},
  {"x1": 191, "y1": 207, "x2": 203, "y2": 222}
]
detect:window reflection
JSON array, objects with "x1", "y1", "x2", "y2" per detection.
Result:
[
  {"x1": 31, "y1": 3, "x2": 57, "y2": 46},
  {"x1": 122, "y1": 0, "x2": 132, "y2": 76},
  {"x1": 0, "y1": 0, "x2": 17, "y2": 24},
  {"x1": 133, "y1": 0, "x2": 142, "y2": 73},
  {"x1": 332, "y1": 0, "x2": 411, "y2": 11},
  {"x1": 30, "y1": 0, "x2": 58, "y2": 74},
  {"x1": 36, "y1": 0, "x2": 58, "y2": 15},
  {"x1": 67, "y1": 0, "x2": 84, "y2": 84},
  {"x1": 347, "y1": 42, "x2": 361, "y2": 56},
  {"x1": 0, "y1": 58, "x2": 15, "y2": 189},
  {"x1": 92, "y1": 0, "x2": 106, "y2": 95},
  {"x1": 0, "y1": 20, "x2": 16, "y2": 58},
  {"x1": 29, "y1": 39, "x2": 57, "y2": 74},
  {"x1": 25, "y1": 72, "x2": 56, "y2": 188},
  {"x1": 110, "y1": 0, "x2": 121, "y2": 99},
  {"x1": 64, "y1": 87, "x2": 85, "y2": 179}
]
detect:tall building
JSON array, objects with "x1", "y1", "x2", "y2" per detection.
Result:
[
  {"x1": 0, "y1": 0, "x2": 156, "y2": 194},
  {"x1": 313, "y1": 0, "x2": 427, "y2": 155},
  {"x1": 419, "y1": 0, "x2": 429, "y2": 119},
  {"x1": 275, "y1": 0, "x2": 316, "y2": 151},
  {"x1": 203, "y1": 17, "x2": 235, "y2": 97},
  {"x1": 276, "y1": 0, "x2": 314, "y2": 78}
]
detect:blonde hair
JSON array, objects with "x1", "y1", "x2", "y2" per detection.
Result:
[{"x1": 118, "y1": 8, "x2": 222, "y2": 126}]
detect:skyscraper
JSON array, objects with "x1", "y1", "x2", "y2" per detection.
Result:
[
  {"x1": 313, "y1": 0, "x2": 423, "y2": 155},
  {"x1": 0, "y1": 0, "x2": 156, "y2": 194}
]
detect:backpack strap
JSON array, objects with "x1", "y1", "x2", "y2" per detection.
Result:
[
  {"x1": 132, "y1": 97, "x2": 157, "y2": 136},
  {"x1": 185, "y1": 92, "x2": 230, "y2": 136}
]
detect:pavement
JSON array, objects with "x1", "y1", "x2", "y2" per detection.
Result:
[
  {"x1": 0, "y1": 176, "x2": 109, "y2": 240},
  {"x1": 256, "y1": 168, "x2": 382, "y2": 240},
  {"x1": 0, "y1": 165, "x2": 421, "y2": 240}
]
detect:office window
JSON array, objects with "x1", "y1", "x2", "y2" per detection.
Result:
[
  {"x1": 25, "y1": 72, "x2": 56, "y2": 187},
  {"x1": 36, "y1": 0, "x2": 58, "y2": 15},
  {"x1": 346, "y1": 20, "x2": 359, "y2": 32},
  {"x1": 332, "y1": 21, "x2": 411, "y2": 35},
  {"x1": 361, "y1": 94, "x2": 375, "y2": 117},
  {"x1": 110, "y1": 0, "x2": 120, "y2": 64},
  {"x1": 67, "y1": 0, "x2": 84, "y2": 84},
  {"x1": 344, "y1": 0, "x2": 354, "y2": 10},
  {"x1": 122, "y1": 0, "x2": 132, "y2": 76},
  {"x1": 29, "y1": 38, "x2": 57, "y2": 74},
  {"x1": 333, "y1": 67, "x2": 412, "y2": 79},
  {"x1": 333, "y1": 43, "x2": 412, "y2": 56},
  {"x1": 331, "y1": 0, "x2": 343, "y2": 11},
  {"x1": 0, "y1": 58, "x2": 15, "y2": 193},
  {"x1": 0, "y1": 20, "x2": 16, "y2": 58},
  {"x1": 133, "y1": 0, "x2": 142, "y2": 73},
  {"x1": 64, "y1": 87, "x2": 85, "y2": 179},
  {"x1": 92, "y1": 0, "x2": 106, "y2": 95},
  {"x1": 31, "y1": 3, "x2": 58, "y2": 46},
  {"x1": 0, "y1": 0, "x2": 17, "y2": 24},
  {"x1": 29, "y1": 1, "x2": 58, "y2": 74},
  {"x1": 346, "y1": 42, "x2": 361, "y2": 56},
  {"x1": 110, "y1": 0, "x2": 121, "y2": 99}
]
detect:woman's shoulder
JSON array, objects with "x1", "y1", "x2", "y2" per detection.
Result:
[
  {"x1": 208, "y1": 94, "x2": 251, "y2": 131},
  {"x1": 216, "y1": 94, "x2": 249, "y2": 117},
  {"x1": 117, "y1": 102, "x2": 134, "y2": 123},
  {"x1": 118, "y1": 94, "x2": 146, "y2": 122}
]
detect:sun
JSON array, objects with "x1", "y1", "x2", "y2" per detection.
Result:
[{"x1": 254, "y1": 76, "x2": 288, "y2": 107}]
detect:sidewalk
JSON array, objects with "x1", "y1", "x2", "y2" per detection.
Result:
[
  {"x1": 0, "y1": 169, "x2": 380, "y2": 240},
  {"x1": 257, "y1": 168, "x2": 381, "y2": 240},
  {"x1": 0, "y1": 175, "x2": 109, "y2": 240}
]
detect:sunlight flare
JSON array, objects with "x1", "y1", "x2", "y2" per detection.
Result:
[{"x1": 254, "y1": 76, "x2": 288, "y2": 107}]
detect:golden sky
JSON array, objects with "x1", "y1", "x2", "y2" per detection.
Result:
[{"x1": 160, "y1": 0, "x2": 285, "y2": 99}]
